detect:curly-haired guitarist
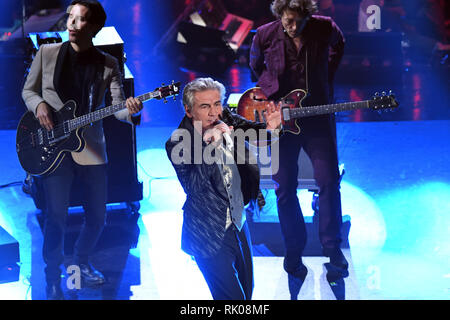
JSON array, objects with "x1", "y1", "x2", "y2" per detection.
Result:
[{"x1": 250, "y1": 0, "x2": 348, "y2": 278}]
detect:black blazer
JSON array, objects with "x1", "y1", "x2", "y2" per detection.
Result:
[{"x1": 165, "y1": 108, "x2": 266, "y2": 258}]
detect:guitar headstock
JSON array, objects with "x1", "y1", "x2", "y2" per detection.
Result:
[
  {"x1": 369, "y1": 90, "x2": 399, "y2": 111},
  {"x1": 155, "y1": 81, "x2": 181, "y2": 102}
]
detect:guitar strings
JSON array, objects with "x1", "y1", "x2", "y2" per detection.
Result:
[{"x1": 17, "y1": 85, "x2": 179, "y2": 148}]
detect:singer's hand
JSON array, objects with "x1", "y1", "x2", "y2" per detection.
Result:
[{"x1": 203, "y1": 122, "x2": 233, "y2": 147}]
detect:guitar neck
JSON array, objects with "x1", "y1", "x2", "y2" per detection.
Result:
[
  {"x1": 289, "y1": 100, "x2": 371, "y2": 118},
  {"x1": 69, "y1": 91, "x2": 157, "y2": 130}
]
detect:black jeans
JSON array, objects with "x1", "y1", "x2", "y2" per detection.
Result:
[
  {"x1": 273, "y1": 118, "x2": 343, "y2": 269},
  {"x1": 194, "y1": 222, "x2": 254, "y2": 300},
  {"x1": 41, "y1": 155, "x2": 107, "y2": 284}
]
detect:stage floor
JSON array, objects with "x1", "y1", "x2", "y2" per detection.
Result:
[{"x1": 0, "y1": 119, "x2": 448, "y2": 300}]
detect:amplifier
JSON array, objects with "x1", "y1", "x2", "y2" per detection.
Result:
[
  {"x1": 28, "y1": 26, "x2": 125, "y2": 76},
  {"x1": 0, "y1": 226, "x2": 20, "y2": 284}
]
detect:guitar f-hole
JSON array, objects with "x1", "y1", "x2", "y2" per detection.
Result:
[
  {"x1": 254, "y1": 109, "x2": 260, "y2": 122},
  {"x1": 261, "y1": 110, "x2": 267, "y2": 123}
]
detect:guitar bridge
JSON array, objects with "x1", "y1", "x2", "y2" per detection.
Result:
[{"x1": 41, "y1": 127, "x2": 70, "y2": 146}]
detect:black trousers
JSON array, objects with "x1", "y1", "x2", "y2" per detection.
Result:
[
  {"x1": 195, "y1": 222, "x2": 254, "y2": 300},
  {"x1": 41, "y1": 154, "x2": 107, "y2": 284},
  {"x1": 272, "y1": 118, "x2": 343, "y2": 269}
]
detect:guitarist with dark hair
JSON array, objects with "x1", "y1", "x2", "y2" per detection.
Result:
[
  {"x1": 21, "y1": 0, "x2": 143, "y2": 299},
  {"x1": 249, "y1": 0, "x2": 348, "y2": 279}
]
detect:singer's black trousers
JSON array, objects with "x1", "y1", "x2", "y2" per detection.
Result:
[{"x1": 194, "y1": 222, "x2": 254, "y2": 300}]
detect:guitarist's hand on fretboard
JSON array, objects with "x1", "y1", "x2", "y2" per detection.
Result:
[
  {"x1": 125, "y1": 96, "x2": 143, "y2": 115},
  {"x1": 265, "y1": 101, "x2": 282, "y2": 131},
  {"x1": 16, "y1": 81, "x2": 180, "y2": 176},
  {"x1": 36, "y1": 102, "x2": 54, "y2": 131}
]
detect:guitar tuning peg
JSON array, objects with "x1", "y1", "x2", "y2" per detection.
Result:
[{"x1": 388, "y1": 90, "x2": 393, "y2": 95}]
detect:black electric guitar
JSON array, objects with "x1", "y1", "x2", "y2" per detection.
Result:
[
  {"x1": 237, "y1": 87, "x2": 399, "y2": 134},
  {"x1": 16, "y1": 81, "x2": 180, "y2": 176}
]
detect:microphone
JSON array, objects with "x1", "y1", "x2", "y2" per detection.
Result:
[
  {"x1": 294, "y1": 13, "x2": 311, "y2": 37},
  {"x1": 214, "y1": 120, "x2": 233, "y2": 151}
]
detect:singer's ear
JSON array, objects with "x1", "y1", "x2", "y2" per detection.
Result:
[{"x1": 184, "y1": 105, "x2": 193, "y2": 118}]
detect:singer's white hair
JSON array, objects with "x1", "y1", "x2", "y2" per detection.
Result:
[{"x1": 182, "y1": 77, "x2": 226, "y2": 113}]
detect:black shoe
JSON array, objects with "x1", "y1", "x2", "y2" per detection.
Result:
[
  {"x1": 46, "y1": 282, "x2": 64, "y2": 300},
  {"x1": 323, "y1": 248, "x2": 348, "y2": 270},
  {"x1": 283, "y1": 258, "x2": 308, "y2": 280},
  {"x1": 79, "y1": 263, "x2": 106, "y2": 286}
]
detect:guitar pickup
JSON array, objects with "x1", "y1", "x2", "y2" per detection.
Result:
[
  {"x1": 63, "y1": 121, "x2": 70, "y2": 134},
  {"x1": 282, "y1": 107, "x2": 291, "y2": 121},
  {"x1": 47, "y1": 129, "x2": 54, "y2": 140},
  {"x1": 46, "y1": 127, "x2": 69, "y2": 145}
]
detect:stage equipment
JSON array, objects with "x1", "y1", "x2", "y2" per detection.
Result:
[
  {"x1": 183, "y1": 0, "x2": 253, "y2": 52},
  {"x1": 155, "y1": 0, "x2": 253, "y2": 73},
  {"x1": 28, "y1": 26, "x2": 125, "y2": 75},
  {"x1": 0, "y1": 226, "x2": 20, "y2": 284},
  {"x1": 176, "y1": 20, "x2": 235, "y2": 74},
  {"x1": 9, "y1": 8, "x2": 67, "y2": 40},
  {"x1": 337, "y1": 32, "x2": 403, "y2": 85},
  {"x1": 2, "y1": 8, "x2": 67, "y2": 131},
  {"x1": 0, "y1": 38, "x2": 30, "y2": 130}
]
